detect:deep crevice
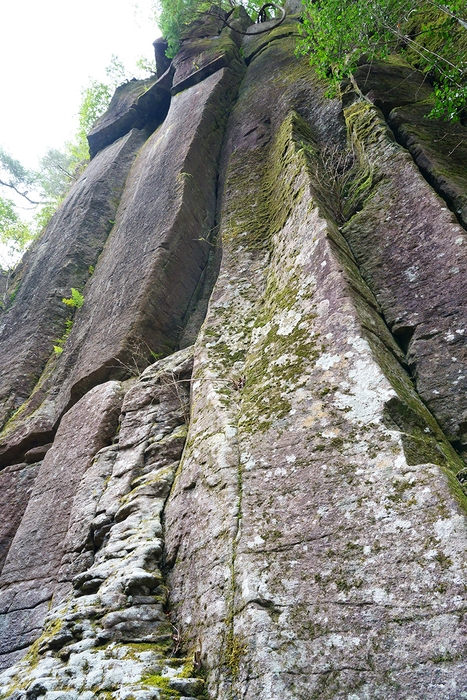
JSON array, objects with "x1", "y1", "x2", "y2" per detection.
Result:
[{"x1": 391, "y1": 324, "x2": 416, "y2": 356}]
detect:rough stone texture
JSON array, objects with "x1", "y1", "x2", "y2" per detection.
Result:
[
  {"x1": 0, "y1": 350, "x2": 204, "y2": 700},
  {"x1": 0, "y1": 44, "x2": 245, "y2": 472},
  {"x1": 242, "y1": 19, "x2": 300, "y2": 63},
  {"x1": 0, "y1": 128, "x2": 146, "y2": 442},
  {"x1": 153, "y1": 37, "x2": 171, "y2": 78},
  {"x1": 0, "y1": 381, "x2": 122, "y2": 670},
  {"x1": 342, "y1": 100, "x2": 467, "y2": 446},
  {"x1": 87, "y1": 77, "x2": 171, "y2": 158},
  {"x1": 350, "y1": 58, "x2": 467, "y2": 229},
  {"x1": 54, "y1": 61, "x2": 243, "y2": 412},
  {"x1": 348, "y1": 57, "x2": 433, "y2": 114},
  {"x1": 171, "y1": 15, "x2": 244, "y2": 95},
  {"x1": 0, "y1": 463, "x2": 39, "y2": 573},
  {"x1": 164, "y1": 34, "x2": 467, "y2": 700},
  {"x1": 388, "y1": 102, "x2": 467, "y2": 228},
  {"x1": 1, "y1": 11, "x2": 467, "y2": 700}
]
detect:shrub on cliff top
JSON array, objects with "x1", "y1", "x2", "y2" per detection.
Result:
[
  {"x1": 154, "y1": 0, "x2": 273, "y2": 55},
  {"x1": 297, "y1": 0, "x2": 467, "y2": 120}
]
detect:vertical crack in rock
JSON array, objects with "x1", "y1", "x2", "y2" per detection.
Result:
[
  {"x1": 346, "y1": 57, "x2": 467, "y2": 231},
  {"x1": 164, "y1": 29, "x2": 467, "y2": 699},
  {"x1": 0, "y1": 24, "x2": 246, "y2": 471},
  {"x1": 2, "y1": 12, "x2": 467, "y2": 700},
  {"x1": 0, "y1": 348, "x2": 207, "y2": 700},
  {"x1": 0, "y1": 381, "x2": 123, "y2": 672},
  {"x1": 340, "y1": 97, "x2": 467, "y2": 457}
]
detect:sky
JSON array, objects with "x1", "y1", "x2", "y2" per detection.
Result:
[{"x1": 0, "y1": 0, "x2": 161, "y2": 170}]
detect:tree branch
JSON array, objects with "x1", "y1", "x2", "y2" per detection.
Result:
[{"x1": 0, "y1": 179, "x2": 44, "y2": 206}]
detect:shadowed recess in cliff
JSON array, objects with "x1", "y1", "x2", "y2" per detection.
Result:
[{"x1": 346, "y1": 57, "x2": 467, "y2": 231}]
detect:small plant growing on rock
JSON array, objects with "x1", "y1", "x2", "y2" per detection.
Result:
[
  {"x1": 52, "y1": 288, "x2": 84, "y2": 354},
  {"x1": 62, "y1": 287, "x2": 84, "y2": 309},
  {"x1": 53, "y1": 318, "x2": 74, "y2": 355}
]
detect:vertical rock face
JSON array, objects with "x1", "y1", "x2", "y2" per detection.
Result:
[
  {"x1": 1, "y1": 8, "x2": 467, "y2": 700},
  {"x1": 0, "y1": 129, "x2": 146, "y2": 434},
  {"x1": 0, "y1": 381, "x2": 122, "y2": 670}
]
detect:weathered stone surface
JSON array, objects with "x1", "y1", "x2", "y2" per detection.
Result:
[
  {"x1": 350, "y1": 58, "x2": 467, "y2": 229},
  {"x1": 1, "y1": 9, "x2": 467, "y2": 700},
  {"x1": 0, "y1": 463, "x2": 39, "y2": 573},
  {"x1": 164, "y1": 33, "x2": 467, "y2": 700},
  {"x1": 153, "y1": 37, "x2": 171, "y2": 78},
  {"x1": 0, "y1": 128, "x2": 146, "y2": 443},
  {"x1": 0, "y1": 381, "x2": 122, "y2": 669},
  {"x1": 242, "y1": 19, "x2": 300, "y2": 63},
  {"x1": 388, "y1": 101, "x2": 467, "y2": 228},
  {"x1": 41, "y1": 64, "x2": 243, "y2": 426},
  {"x1": 171, "y1": 15, "x2": 244, "y2": 95},
  {"x1": 87, "y1": 78, "x2": 170, "y2": 158},
  {"x1": 24, "y1": 443, "x2": 53, "y2": 463},
  {"x1": 342, "y1": 100, "x2": 467, "y2": 446},
  {"x1": 0, "y1": 349, "x2": 197, "y2": 697},
  {"x1": 348, "y1": 56, "x2": 433, "y2": 114},
  {"x1": 0, "y1": 49, "x2": 244, "y2": 470}
]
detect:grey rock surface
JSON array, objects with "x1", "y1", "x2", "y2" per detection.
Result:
[
  {"x1": 0, "y1": 128, "x2": 146, "y2": 450},
  {"x1": 1, "y1": 9, "x2": 467, "y2": 700},
  {"x1": 0, "y1": 42, "x2": 245, "y2": 470},
  {"x1": 0, "y1": 381, "x2": 122, "y2": 670},
  {"x1": 0, "y1": 349, "x2": 198, "y2": 697},
  {"x1": 0, "y1": 463, "x2": 39, "y2": 572},
  {"x1": 164, "y1": 32, "x2": 467, "y2": 700},
  {"x1": 342, "y1": 99, "x2": 467, "y2": 446},
  {"x1": 87, "y1": 77, "x2": 170, "y2": 158}
]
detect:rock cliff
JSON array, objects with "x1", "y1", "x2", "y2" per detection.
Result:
[{"x1": 1, "y1": 4, "x2": 467, "y2": 699}]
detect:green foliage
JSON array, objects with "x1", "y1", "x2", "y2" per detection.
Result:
[
  {"x1": 136, "y1": 56, "x2": 157, "y2": 74},
  {"x1": 67, "y1": 55, "x2": 142, "y2": 167},
  {"x1": 38, "y1": 148, "x2": 74, "y2": 201},
  {"x1": 155, "y1": 0, "x2": 215, "y2": 56},
  {"x1": 153, "y1": 0, "x2": 266, "y2": 56},
  {"x1": 0, "y1": 196, "x2": 35, "y2": 263},
  {"x1": 53, "y1": 289, "x2": 84, "y2": 354},
  {"x1": 297, "y1": 0, "x2": 467, "y2": 120},
  {"x1": 0, "y1": 147, "x2": 38, "y2": 202},
  {"x1": 53, "y1": 318, "x2": 74, "y2": 355},
  {"x1": 62, "y1": 288, "x2": 84, "y2": 309},
  {"x1": 0, "y1": 56, "x2": 138, "y2": 269}
]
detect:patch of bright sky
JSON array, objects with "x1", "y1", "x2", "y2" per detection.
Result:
[{"x1": 0, "y1": 0, "x2": 161, "y2": 170}]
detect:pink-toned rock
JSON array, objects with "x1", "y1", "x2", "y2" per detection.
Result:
[
  {"x1": 0, "y1": 129, "x2": 146, "y2": 441},
  {"x1": 0, "y1": 381, "x2": 122, "y2": 669},
  {"x1": 0, "y1": 463, "x2": 39, "y2": 573}
]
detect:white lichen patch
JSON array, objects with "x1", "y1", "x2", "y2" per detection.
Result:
[
  {"x1": 315, "y1": 353, "x2": 341, "y2": 370},
  {"x1": 334, "y1": 358, "x2": 397, "y2": 424},
  {"x1": 0, "y1": 348, "x2": 201, "y2": 700},
  {"x1": 275, "y1": 309, "x2": 302, "y2": 336}
]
